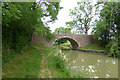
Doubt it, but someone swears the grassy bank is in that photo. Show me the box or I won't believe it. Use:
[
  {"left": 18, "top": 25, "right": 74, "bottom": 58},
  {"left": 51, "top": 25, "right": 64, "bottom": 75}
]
[
  {"left": 2, "top": 43, "right": 71, "bottom": 78},
  {"left": 80, "top": 43, "right": 106, "bottom": 51}
]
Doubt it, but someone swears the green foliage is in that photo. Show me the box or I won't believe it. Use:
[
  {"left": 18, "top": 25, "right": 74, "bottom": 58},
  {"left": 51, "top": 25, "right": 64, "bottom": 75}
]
[
  {"left": 0, "top": 3, "right": 2, "bottom": 24},
  {"left": 53, "top": 27, "right": 71, "bottom": 34},
  {"left": 3, "top": 45, "right": 42, "bottom": 78},
  {"left": 92, "top": 2, "right": 120, "bottom": 57},
  {"left": 92, "top": 18, "right": 110, "bottom": 46},
  {"left": 2, "top": 43, "right": 30, "bottom": 64},
  {"left": 106, "top": 39, "right": 119, "bottom": 57},
  {"left": 60, "top": 41, "right": 71, "bottom": 49},
  {"left": 42, "top": 2, "right": 61, "bottom": 22},
  {"left": 55, "top": 38, "right": 67, "bottom": 45},
  {"left": 80, "top": 43, "right": 106, "bottom": 51},
  {"left": 46, "top": 33, "right": 55, "bottom": 42},
  {"left": 61, "top": 41, "right": 71, "bottom": 46},
  {"left": 55, "top": 56, "right": 65, "bottom": 70},
  {"left": 2, "top": 2, "right": 38, "bottom": 51},
  {"left": 47, "top": 51, "right": 71, "bottom": 78},
  {"left": 53, "top": 27, "right": 71, "bottom": 45},
  {"left": 53, "top": 41, "right": 71, "bottom": 49},
  {"left": 3, "top": 44, "right": 71, "bottom": 78},
  {"left": 66, "top": 2, "right": 94, "bottom": 34},
  {"left": 2, "top": 44, "right": 16, "bottom": 64},
  {"left": 2, "top": 2, "right": 22, "bottom": 27},
  {"left": 2, "top": 2, "right": 61, "bottom": 51}
]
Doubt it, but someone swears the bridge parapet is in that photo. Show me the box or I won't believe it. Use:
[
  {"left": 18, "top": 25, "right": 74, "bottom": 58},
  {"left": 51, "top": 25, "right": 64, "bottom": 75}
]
[{"left": 32, "top": 34, "right": 96, "bottom": 49}]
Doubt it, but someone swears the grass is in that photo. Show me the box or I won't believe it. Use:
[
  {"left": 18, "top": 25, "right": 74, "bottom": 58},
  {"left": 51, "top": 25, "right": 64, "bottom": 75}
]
[
  {"left": 2, "top": 43, "right": 72, "bottom": 78},
  {"left": 47, "top": 52, "right": 71, "bottom": 78},
  {"left": 80, "top": 43, "right": 106, "bottom": 51},
  {"left": 3, "top": 45, "right": 42, "bottom": 78}
]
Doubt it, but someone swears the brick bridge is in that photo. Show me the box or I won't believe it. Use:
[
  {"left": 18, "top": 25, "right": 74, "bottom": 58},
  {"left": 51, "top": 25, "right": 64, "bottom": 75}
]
[{"left": 32, "top": 34, "right": 96, "bottom": 49}]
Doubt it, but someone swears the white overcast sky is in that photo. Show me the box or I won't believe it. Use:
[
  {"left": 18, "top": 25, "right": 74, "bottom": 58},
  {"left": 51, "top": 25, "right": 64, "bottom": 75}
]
[
  {"left": 48, "top": 0, "right": 80, "bottom": 32},
  {"left": 37, "top": 0, "right": 98, "bottom": 34},
  {"left": 48, "top": 0, "right": 97, "bottom": 34},
  {"left": 48, "top": 0, "right": 82, "bottom": 33}
]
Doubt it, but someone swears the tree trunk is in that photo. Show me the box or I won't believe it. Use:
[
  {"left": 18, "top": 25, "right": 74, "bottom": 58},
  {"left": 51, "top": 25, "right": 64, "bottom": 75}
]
[{"left": 85, "top": 30, "right": 88, "bottom": 35}]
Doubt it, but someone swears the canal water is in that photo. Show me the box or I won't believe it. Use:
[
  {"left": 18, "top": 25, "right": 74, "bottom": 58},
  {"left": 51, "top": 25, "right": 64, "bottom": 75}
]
[{"left": 61, "top": 50, "right": 118, "bottom": 78}]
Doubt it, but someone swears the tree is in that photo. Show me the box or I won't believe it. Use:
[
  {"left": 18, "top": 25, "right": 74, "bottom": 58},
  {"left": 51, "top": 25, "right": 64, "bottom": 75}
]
[
  {"left": 92, "top": 2, "right": 120, "bottom": 57},
  {"left": 53, "top": 27, "right": 71, "bottom": 34},
  {"left": 66, "top": 2, "right": 94, "bottom": 34},
  {"left": 2, "top": 2, "right": 61, "bottom": 51},
  {"left": 55, "top": 38, "right": 67, "bottom": 45}
]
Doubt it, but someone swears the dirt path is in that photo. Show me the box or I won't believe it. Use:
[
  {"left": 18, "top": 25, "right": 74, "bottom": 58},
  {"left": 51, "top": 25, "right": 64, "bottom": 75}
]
[{"left": 33, "top": 46, "right": 53, "bottom": 79}]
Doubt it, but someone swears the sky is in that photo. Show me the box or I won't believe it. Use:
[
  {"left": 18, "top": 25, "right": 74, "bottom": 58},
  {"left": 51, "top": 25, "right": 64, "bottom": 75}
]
[
  {"left": 48, "top": 0, "right": 98, "bottom": 34},
  {"left": 48, "top": 0, "right": 80, "bottom": 32},
  {"left": 37, "top": 0, "right": 98, "bottom": 34}
]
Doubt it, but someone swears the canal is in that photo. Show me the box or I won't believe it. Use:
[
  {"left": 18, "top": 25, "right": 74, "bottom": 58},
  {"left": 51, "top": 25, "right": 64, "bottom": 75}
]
[{"left": 61, "top": 50, "right": 118, "bottom": 78}]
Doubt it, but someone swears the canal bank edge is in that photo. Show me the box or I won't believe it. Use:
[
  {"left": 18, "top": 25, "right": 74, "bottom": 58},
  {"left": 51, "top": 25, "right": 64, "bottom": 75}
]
[
  {"left": 61, "top": 48, "right": 107, "bottom": 55},
  {"left": 77, "top": 49, "right": 107, "bottom": 55}
]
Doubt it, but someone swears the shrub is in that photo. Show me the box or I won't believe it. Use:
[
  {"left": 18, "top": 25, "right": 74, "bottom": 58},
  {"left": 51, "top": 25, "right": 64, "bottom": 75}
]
[{"left": 106, "top": 39, "right": 119, "bottom": 57}]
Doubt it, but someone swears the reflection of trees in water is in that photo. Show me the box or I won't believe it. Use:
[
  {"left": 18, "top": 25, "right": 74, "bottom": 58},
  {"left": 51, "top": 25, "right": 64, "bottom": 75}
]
[
  {"left": 63, "top": 50, "right": 79, "bottom": 64},
  {"left": 62, "top": 50, "right": 118, "bottom": 78},
  {"left": 62, "top": 50, "right": 98, "bottom": 77}
]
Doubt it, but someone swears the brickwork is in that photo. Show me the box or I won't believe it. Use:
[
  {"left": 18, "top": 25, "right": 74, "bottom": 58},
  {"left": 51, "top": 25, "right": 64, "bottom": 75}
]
[{"left": 32, "top": 34, "right": 96, "bottom": 49}]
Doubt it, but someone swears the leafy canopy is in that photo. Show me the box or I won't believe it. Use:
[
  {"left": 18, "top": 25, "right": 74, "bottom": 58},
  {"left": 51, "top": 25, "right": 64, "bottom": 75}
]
[
  {"left": 66, "top": 1, "right": 95, "bottom": 34},
  {"left": 92, "top": 2, "right": 120, "bottom": 57},
  {"left": 2, "top": 2, "right": 61, "bottom": 51}
]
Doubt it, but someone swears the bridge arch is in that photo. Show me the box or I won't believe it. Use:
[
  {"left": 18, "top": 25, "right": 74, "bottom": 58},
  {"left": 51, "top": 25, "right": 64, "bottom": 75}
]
[
  {"left": 52, "top": 36, "right": 80, "bottom": 49},
  {"left": 32, "top": 34, "right": 96, "bottom": 49}
]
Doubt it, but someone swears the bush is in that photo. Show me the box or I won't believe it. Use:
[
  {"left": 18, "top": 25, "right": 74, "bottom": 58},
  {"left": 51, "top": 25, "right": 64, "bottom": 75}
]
[
  {"left": 55, "top": 38, "right": 67, "bottom": 45},
  {"left": 46, "top": 33, "right": 55, "bottom": 42},
  {"left": 55, "top": 57, "right": 65, "bottom": 70},
  {"left": 106, "top": 39, "right": 119, "bottom": 57},
  {"left": 2, "top": 43, "right": 16, "bottom": 64}
]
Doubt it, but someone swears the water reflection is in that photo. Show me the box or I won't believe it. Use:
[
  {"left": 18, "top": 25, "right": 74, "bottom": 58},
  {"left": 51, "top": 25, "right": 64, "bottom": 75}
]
[{"left": 61, "top": 50, "right": 118, "bottom": 78}]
